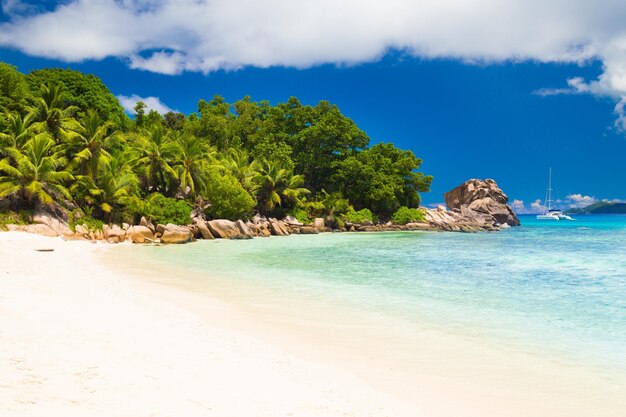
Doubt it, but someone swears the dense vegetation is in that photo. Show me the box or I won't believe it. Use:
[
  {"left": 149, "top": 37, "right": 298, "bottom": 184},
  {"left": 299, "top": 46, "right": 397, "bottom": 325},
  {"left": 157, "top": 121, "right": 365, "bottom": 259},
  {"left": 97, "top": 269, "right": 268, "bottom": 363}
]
[
  {"left": 566, "top": 201, "right": 626, "bottom": 214},
  {"left": 0, "top": 63, "right": 432, "bottom": 226}
]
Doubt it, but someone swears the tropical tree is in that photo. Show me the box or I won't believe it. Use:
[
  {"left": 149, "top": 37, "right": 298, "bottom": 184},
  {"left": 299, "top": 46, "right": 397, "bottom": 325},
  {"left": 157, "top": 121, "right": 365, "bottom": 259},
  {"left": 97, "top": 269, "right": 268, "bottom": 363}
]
[
  {"left": 0, "top": 112, "right": 35, "bottom": 149},
  {"left": 72, "top": 154, "right": 139, "bottom": 222},
  {"left": 172, "top": 132, "right": 213, "bottom": 197},
  {"left": 28, "top": 82, "right": 78, "bottom": 142},
  {"left": 253, "top": 159, "right": 309, "bottom": 217},
  {"left": 131, "top": 124, "right": 181, "bottom": 195},
  {"left": 66, "top": 109, "right": 118, "bottom": 179},
  {"left": 0, "top": 133, "right": 73, "bottom": 206},
  {"left": 220, "top": 147, "right": 259, "bottom": 194}
]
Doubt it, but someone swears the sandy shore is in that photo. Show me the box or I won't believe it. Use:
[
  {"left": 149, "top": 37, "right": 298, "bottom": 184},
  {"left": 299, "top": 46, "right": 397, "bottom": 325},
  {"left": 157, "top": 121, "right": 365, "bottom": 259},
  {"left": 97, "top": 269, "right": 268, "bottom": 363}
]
[
  {"left": 1, "top": 232, "right": 625, "bottom": 417},
  {"left": 0, "top": 232, "right": 419, "bottom": 417}
]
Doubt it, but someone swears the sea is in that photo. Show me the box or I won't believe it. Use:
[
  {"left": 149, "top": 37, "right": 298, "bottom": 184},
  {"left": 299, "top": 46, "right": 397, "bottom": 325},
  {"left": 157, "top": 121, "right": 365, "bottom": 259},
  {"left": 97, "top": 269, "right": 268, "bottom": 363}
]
[{"left": 114, "top": 214, "right": 626, "bottom": 381}]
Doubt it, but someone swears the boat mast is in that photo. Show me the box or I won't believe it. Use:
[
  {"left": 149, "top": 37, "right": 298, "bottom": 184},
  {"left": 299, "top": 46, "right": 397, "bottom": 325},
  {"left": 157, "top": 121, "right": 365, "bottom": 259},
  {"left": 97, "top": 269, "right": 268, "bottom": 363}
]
[{"left": 546, "top": 167, "right": 553, "bottom": 211}]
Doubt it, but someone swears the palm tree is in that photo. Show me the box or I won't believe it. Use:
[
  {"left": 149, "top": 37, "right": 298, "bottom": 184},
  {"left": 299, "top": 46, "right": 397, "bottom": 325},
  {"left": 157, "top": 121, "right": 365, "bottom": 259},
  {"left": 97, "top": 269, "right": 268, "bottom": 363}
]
[
  {"left": 28, "top": 82, "right": 78, "bottom": 142},
  {"left": 0, "top": 112, "right": 35, "bottom": 150},
  {"left": 254, "top": 159, "right": 310, "bottom": 216},
  {"left": 74, "top": 155, "right": 139, "bottom": 222},
  {"left": 220, "top": 147, "right": 259, "bottom": 194},
  {"left": 0, "top": 133, "right": 73, "bottom": 206},
  {"left": 132, "top": 124, "right": 181, "bottom": 195},
  {"left": 172, "top": 132, "right": 213, "bottom": 198},
  {"left": 66, "top": 109, "right": 117, "bottom": 179}
]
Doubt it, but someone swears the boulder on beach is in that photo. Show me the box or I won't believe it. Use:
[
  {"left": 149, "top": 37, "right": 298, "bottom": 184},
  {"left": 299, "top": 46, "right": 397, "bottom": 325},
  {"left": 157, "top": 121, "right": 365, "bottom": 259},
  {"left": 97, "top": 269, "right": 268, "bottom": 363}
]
[
  {"left": 444, "top": 179, "right": 520, "bottom": 227},
  {"left": 207, "top": 219, "right": 241, "bottom": 239},
  {"left": 194, "top": 219, "right": 215, "bottom": 239},
  {"left": 160, "top": 224, "right": 194, "bottom": 244},
  {"left": 128, "top": 225, "right": 155, "bottom": 243}
]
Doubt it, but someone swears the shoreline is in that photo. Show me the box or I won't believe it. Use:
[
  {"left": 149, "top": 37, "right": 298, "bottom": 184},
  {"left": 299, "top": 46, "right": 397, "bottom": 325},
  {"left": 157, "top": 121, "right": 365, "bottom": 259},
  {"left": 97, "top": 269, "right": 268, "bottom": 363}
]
[{"left": 2, "top": 232, "right": 625, "bottom": 416}]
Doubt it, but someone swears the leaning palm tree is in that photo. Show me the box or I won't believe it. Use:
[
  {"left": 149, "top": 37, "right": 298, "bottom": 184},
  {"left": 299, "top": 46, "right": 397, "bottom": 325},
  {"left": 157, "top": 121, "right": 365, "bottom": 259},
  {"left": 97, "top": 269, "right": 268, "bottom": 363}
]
[
  {"left": 131, "top": 124, "right": 181, "bottom": 195},
  {"left": 65, "top": 109, "right": 117, "bottom": 179},
  {"left": 28, "top": 82, "right": 78, "bottom": 143},
  {"left": 0, "top": 133, "right": 73, "bottom": 206}
]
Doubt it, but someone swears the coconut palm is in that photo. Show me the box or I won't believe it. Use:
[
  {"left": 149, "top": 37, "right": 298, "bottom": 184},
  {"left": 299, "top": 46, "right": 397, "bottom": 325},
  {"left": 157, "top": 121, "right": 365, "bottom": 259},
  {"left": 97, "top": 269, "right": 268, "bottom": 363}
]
[
  {"left": 254, "top": 159, "right": 310, "bottom": 216},
  {"left": 0, "top": 133, "right": 73, "bottom": 206},
  {"left": 0, "top": 112, "right": 35, "bottom": 150},
  {"left": 66, "top": 109, "right": 118, "bottom": 179},
  {"left": 74, "top": 155, "right": 139, "bottom": 222},
  {"left": 220, "top": 147, "right": 259, "bottom": 194},
  {"left": 172, "top": 132, "right": 214, "bottom": 197},
  {"left": 28, "top": 82, "right": 78, "bottom": 142},
  {"left": 132, "top": 124, "right": 181, "bottom": 195}
]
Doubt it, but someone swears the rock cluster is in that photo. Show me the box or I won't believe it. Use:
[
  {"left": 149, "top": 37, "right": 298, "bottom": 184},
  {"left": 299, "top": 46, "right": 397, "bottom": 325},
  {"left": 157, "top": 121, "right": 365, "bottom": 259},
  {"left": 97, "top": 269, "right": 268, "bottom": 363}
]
[{"left": 1, "top": 179, "right": 520, "bottom": 242}]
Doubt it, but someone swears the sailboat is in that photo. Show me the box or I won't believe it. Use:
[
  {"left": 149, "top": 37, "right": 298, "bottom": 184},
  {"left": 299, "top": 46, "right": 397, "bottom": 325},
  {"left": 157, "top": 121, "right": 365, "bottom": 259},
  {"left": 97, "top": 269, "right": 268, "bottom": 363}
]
[{"left": 536, "top": 168, "right": 574, "bottom": 220}]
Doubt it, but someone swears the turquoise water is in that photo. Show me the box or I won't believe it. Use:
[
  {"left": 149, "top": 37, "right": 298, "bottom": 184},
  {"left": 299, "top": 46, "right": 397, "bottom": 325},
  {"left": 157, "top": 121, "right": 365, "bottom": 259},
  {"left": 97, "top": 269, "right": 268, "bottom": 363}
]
[{"left": 127, "top": 214, "right": 626, "bottom": 374}]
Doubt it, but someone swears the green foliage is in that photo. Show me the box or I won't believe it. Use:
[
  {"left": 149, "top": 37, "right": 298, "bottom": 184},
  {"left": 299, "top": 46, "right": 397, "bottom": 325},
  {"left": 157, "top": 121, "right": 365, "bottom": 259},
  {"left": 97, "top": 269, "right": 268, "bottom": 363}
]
[
  {"left": 27, "top": 68, "right": 129, "bottom": 128},
  {"left": 0, "top": 62, "right": 433, "bottom": 226},
  {"left": 289, "top": 207, "right": 312, "bottom": 224},
  {"left": 68, "top": 209, "right": 104, "bottom": 232},
  {"left": 204, "top": 173, "right": 256, "bottom": 220},
  {"left": 142, "top": 193, "right": 192, "bottom": 225},
  {"left": 392, "top": 206, "right": 426, "bottom": 225},
  {"left": 0, "top": 63, "right": 30, "bottom": 114},
  {"left": 342, "top": 207, "right": 376, "bottom": 224},
  {"left": 0, "top": 209, "right": 31, "bottom": 230}
]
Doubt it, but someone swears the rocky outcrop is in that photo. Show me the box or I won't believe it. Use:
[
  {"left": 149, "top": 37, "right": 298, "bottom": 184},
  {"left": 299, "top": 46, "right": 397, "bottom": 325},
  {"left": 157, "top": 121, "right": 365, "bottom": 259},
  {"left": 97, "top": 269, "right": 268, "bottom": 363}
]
[
  {"left": 160, "top": 224, "right": 195, "bottom": 244},
  {"left": 128, "top": 225, "right": 155, "bottom": 243},
  {"left": 207, "top": 219, "right": 242, "bottom": 239},
  {"left": 444, "top": 179, "right": 520, "bottom": 227}
]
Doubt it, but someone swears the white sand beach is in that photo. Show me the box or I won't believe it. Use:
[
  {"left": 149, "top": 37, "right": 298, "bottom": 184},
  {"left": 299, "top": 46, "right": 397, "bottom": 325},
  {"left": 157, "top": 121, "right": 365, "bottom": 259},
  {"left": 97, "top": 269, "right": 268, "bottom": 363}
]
[{"left": 1, "top": 232, "right": 625, "bottom": 417}]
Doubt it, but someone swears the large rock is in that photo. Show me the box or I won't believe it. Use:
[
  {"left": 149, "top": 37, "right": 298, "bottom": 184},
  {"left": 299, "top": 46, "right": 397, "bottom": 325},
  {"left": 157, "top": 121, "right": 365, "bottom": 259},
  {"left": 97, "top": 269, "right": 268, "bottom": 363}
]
[
  {"left": 207, "top": 219, "right": 241, "bottom": 239},
  {"left": 313, "top": 218, "right": 325, "bottom": 232},
  {"left": 269, "top": 220, "right": 290, "bottom": 236},
  {"left": 194, "top": 219, "right": 215, "bottom": 239},
  {"left": 160, "top": 224, "right": 194, "bottom": 244},
  {"left": 104, "top": 224, "right": 126, "bottom": 243},
  {"left": 235, "top": 220, "right": 254, "bottom": 239},
  {"left": 128, "top": 225, "right": 155, "bottom": 243},
  {"left": 444, "top": 179, "right": 520, "bottom": 227}
]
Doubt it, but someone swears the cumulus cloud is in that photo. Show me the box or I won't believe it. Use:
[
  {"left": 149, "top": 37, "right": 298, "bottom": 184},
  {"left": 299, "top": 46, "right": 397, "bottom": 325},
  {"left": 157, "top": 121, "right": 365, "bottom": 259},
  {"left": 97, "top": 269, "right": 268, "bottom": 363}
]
[
  {"left": 116, "top": 94, "right": 174, "bottom": 115},
  {"left": 2, "top": 1, "right": 626, "bottom": 124},
  {"left": 530, "top": 199, "right": 545, "bottom": 213},
  {"left": 566, "top": 193, "right": 597, "bottom": 208},
  {"left": 510, "top": 199, "right": 545, "bottom": 214}
]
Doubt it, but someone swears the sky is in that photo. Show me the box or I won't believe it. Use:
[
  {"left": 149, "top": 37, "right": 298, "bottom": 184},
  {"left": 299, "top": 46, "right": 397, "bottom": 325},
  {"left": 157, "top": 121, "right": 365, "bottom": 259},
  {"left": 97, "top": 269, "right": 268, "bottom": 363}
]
[{"left": 1, "top": 1, "right": 626, "bottom": 211}]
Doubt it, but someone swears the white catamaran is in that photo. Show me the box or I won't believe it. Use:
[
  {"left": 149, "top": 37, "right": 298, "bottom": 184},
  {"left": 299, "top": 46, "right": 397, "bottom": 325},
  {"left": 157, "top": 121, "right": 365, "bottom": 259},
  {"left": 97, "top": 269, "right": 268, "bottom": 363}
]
[{"left": 536, "top": 168, "right": 574, "bottom": 221}]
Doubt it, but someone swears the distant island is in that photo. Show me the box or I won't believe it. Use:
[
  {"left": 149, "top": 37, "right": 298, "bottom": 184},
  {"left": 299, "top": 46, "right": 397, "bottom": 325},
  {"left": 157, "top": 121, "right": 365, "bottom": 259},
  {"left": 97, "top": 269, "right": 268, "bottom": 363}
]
[{"left": 567, "top": 201, "right": 626, "bottom": 214}]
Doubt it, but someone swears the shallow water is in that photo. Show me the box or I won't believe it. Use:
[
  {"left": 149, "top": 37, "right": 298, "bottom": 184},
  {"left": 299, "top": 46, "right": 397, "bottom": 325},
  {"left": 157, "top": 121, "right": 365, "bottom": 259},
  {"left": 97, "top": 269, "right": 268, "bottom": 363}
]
[{"left": 119, "top": 214, "right": 626, "bottom": 376}]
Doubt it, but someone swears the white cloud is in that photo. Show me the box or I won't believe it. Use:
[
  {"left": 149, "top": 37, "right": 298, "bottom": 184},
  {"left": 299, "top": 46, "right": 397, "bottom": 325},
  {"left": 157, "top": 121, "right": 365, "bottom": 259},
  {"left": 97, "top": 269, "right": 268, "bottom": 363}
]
[
  {"left": 116, "top": 94, "right": 174, "bottom": 115},
  {"left": 566, "top": 193, "right": 597, "bottom": 208},
  {"left": 2, "top": 1, "right": 626, "bottom": 123},
  {"left": 530, "top": 199, "right": 544, "bottom": 213},
  {"left": 510, "top": 199, "right": 544, "bottom": 214}
]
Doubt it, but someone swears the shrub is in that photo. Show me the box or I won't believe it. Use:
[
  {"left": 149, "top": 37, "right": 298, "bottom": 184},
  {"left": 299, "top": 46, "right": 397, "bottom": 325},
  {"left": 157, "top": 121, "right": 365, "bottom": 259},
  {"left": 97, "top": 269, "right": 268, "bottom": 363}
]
[
  {"left": 0, "top": 209, "right": 30, "bottom": 230},
  {"left": 392, "top": 206, "right": 425, "bottom": 225},
  {"left": 342, "top": 207, "right": 376, "bottom": 224},
  {"left": 204, "top": 174, "right": 256, "bottom": 220},
  {"left": 143, "top": 193, "right": 192, "bottom": 225},
  {"left": 289, "top": 207, "right": 311, "bottom": 224}
]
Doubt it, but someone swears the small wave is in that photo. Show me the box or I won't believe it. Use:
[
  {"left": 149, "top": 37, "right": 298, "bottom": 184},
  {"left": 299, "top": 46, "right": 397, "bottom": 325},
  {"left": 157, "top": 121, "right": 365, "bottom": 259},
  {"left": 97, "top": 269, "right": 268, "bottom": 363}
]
[{"left": 577, "top": 227, "right": 592, "bottom": 230}]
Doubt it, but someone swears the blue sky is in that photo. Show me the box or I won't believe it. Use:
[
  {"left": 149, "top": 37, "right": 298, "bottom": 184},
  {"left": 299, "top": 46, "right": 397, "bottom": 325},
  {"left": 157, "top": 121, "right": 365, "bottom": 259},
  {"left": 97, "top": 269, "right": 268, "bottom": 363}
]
[{"left": 1, "top": 1, "right": 626, "bottom": 210}]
